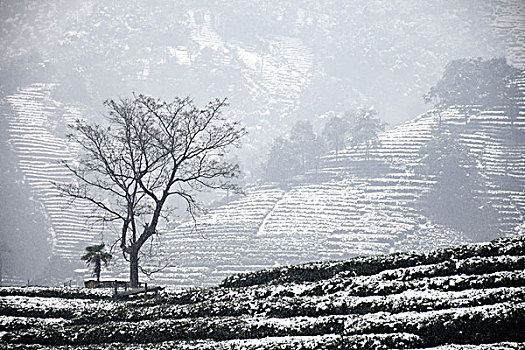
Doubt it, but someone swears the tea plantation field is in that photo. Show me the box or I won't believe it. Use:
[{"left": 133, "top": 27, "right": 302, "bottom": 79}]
[{"left": 1, "top": 235, "right": 524, "bottom": 349}]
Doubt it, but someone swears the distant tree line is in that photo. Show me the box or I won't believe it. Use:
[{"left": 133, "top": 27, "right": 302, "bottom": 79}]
[
  {"left": 263, "top": 107, "right": 386, "bottom": 182},
  {"left": 425, "top": 57, "right": 522, "bottom": 125}
]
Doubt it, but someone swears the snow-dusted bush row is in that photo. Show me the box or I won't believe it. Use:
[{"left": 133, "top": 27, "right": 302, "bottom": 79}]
[
  {"left": 412, "top": 343, "right": 525, "bottom": 350},
  {"left": 5, "top": 301, "right": 524, "bottom": 347},
  {"left": 4, "top": 314, "right": 346, "bottom": 345},
  {"left": 61, "top": 264, "right": 525, "bottom": 326},
  {"left": 345, "top": 302, "right": 525, "bottom": 346},
  {"left": 0, "top": 287, "right": 113, "bottom": 300},
  {"left": 69, "top": 283, "right": 525, "bottom": 326},
  {"left": 0, "top": 295, "right": 116, "bottom": 319},
  {"left": 0, "top": 316, "right": 66, "bottom": 332},
  {"left": 0, "top": 333, "right": 420, "bottom": 350},
  {"left": 54, "top": 243, "right": 525, "bottom": 325},
  {"left": 221, "top": 236, "right": 525, "bottom": 288},
  {"left": 5, "top": 339, "right": 524, "bottom": 350},
  {"left": 302, "top": 269, "right": 525, "bottom": 298}
]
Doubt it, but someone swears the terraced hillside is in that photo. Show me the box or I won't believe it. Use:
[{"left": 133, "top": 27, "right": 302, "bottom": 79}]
[
  {"left": 1, "top": 0, "right": 524, "bottom": 286},
  {"left": 1, "top": 235, "right": 524, "bottom": 349},
  {"left": 3, "top": 85, "right": 103, "bottom": 266},
  {"left": 153, "top": 72, "right": 525, "bottom": 288},
  {"left": 491, "top": 0, "right": 525, "bottom": 68},
  {"left": 3, "top": 74, "right": 524, "bottom": 287}
]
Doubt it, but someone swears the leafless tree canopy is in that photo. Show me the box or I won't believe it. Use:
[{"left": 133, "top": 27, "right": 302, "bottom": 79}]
[{"left": 60, "top": 95, "right": 246, "bottom": 286}]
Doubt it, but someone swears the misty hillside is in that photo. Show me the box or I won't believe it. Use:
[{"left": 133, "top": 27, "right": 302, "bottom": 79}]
[
  {"left": 1, "top": 0, "right": 524, "bottom": 166},
  {"left": 146, "top": 75, "right": 525, "bottom": 287},
  {"left": 1, "top": 235, "right": 524, "bottom": 349},
  {"left": 2, "top": 72, "right": 525, "bottom": 287},
  {"left": 0, "top": 0, "right": 524, "bottom": 285}
]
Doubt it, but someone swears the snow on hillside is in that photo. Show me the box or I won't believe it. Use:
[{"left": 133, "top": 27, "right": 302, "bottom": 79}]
[
  {"left": 149, "top": 85, "right": 525, "bottom": 287},
  {"left": 490, "top": 0, "right": 525, "bottom": 68},
  {"left": 0, "top": 0, "right": 524, "bottom": 286},
  {"left": 3, "top": 76, "right": 524, "bottom": 287},
  {"left": 4, "top": 85, "right": 103, "bottom": 264}
]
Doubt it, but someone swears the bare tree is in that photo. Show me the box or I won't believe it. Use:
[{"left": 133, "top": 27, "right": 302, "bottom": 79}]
[{"left": 60, "top": 95, "right": 246, "bottom": 287}]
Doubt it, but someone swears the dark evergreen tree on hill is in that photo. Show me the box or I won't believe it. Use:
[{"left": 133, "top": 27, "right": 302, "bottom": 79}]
[
  {"left": 81, "top": 243, "right": 112, "bottom": 284},
  {"left": 263, "top": 120, "right": 325, "bottom": 181},
  {"left": 290, "top": 120, "right": 323, "bottom": 173},
  {"left": 417, "top": 130, "right": 500, "bottom": 242},
  {"left": 424, "top": 58, "right": 521, "bottom": 124},
  {"left": 348, "top": 108, "right": 385, "bottom": 161},
  {"left": 309, "top": 134, "right": 326, "bottom": 174},
  {"left": 263, "top": 136, "right": 301, "bottom": 181}
]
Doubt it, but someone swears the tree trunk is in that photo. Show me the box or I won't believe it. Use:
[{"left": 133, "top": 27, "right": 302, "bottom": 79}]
[
  {"left": 130, "top": 247, "right": 140, "bottom": 288},
  {"left": 128, "top": 206, "right": 163, "bottom": 288},
  {"left": 95, "top": 260, "right": 101, "bottom": 284}
]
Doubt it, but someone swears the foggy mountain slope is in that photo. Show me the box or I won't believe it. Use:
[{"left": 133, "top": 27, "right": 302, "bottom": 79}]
[
  {"left": 1, "top": 0, "right": 522, "bottom": 179},
  {"left": 1, "top": 1, "right": 520, "bottom": 149},
  {"left": 1, "top": 235, "right": 524, "bottom": 349},
  {"left": 148, "top": 81, "right": 525, "bottom": 288},
  {"left": 0, "top": 103, "right": 51, "bottom": 286},
  {"left": 3, "top": 74, "right": 524, "bottom": 287},
  {"left": 2, "top": 73, "right": 524, "bottom": 287},
  {"left": 0, "top": 0, "right": 524, "bottom": 285},
  {"left": 490, "top": 0, "right": 525, "bottom": 68},
  {"left": 3, "top": 85, "right": 103, "bottom": 273}
]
